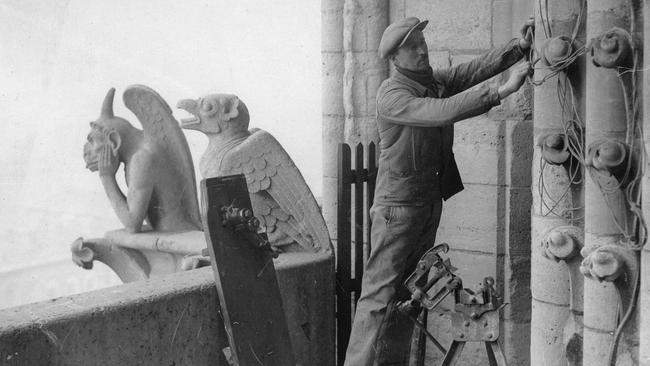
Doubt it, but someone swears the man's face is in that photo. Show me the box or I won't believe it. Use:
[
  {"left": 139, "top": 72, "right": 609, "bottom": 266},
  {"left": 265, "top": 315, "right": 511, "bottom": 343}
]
[{"left": 392, "top": 30, "right": 429, "bottom": 71}]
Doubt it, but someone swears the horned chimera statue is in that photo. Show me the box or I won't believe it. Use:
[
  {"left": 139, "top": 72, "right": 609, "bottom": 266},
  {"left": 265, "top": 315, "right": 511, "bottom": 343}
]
[
  {"left": 177, "top": 93, "right": 331, "bottom": 253},
  {"left": 71, "top": 86, "right": 331, "bottom": 282},
  {"left": 71, "top": 85, "right": 205, "bottom": 282}
]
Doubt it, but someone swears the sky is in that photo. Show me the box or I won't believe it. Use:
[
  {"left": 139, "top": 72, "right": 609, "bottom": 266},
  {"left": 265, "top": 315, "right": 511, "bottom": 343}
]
[{"left": 0, "top": 0, "right": 322, "bottom": 307}]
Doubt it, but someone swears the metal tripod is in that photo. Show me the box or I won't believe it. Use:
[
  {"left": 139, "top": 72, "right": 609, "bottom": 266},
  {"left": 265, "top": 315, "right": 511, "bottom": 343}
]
[{"left": 397, "top": 244, "right": 509, "bottom": 366}]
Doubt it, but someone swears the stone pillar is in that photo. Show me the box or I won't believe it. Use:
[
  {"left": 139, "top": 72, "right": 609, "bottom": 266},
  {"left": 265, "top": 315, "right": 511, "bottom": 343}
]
[
  {"left": 530, "top": 1, "right": 585, "bottom": 365},
  {"left": 583, "top": 1, "right": 638, "bottom": 365},
  {"left": 639, "top": 1, "right": 650, "bottom": 365},
  {"left": 321, "top": 0, "right": 388, "bottom": 248}
]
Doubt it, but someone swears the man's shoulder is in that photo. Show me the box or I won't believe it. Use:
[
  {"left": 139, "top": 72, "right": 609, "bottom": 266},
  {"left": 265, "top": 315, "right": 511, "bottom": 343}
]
[{"left": 378, "top": 75, "right": 418, "bottom": 97}]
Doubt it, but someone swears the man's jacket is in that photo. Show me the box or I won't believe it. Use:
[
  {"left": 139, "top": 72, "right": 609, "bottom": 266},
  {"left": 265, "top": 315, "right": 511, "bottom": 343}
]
[{"left": 374, "top": 39, "right": 525, "bottom": 206}]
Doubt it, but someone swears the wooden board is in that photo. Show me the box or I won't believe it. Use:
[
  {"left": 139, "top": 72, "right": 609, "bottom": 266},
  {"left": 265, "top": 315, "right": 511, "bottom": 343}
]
[{"left": 201, "top": 174, "right": 295, "bottom": 366}]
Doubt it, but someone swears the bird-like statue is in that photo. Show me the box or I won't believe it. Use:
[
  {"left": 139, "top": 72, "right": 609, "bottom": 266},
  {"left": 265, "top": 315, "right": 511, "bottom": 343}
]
[{"left": 177, "top": 93, "right": 331, "bottom": 253}]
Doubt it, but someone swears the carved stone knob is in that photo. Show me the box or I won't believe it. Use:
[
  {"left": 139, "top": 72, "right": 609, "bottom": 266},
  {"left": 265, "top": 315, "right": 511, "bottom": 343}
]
[
  {"left": 591, "top": 27, "right": 633, "bottom": 68},
  {"left": 541, "top": 36, "right": 579, "bottom": 70},
  {"left": 580, "top": 245, "right": 636, "bottom": 282},
  {"left": 541, "top": 226, "right": 583, "bottom": 262},
  {"left": 539, "top": 133, "right": 570, "bottom": 165}
]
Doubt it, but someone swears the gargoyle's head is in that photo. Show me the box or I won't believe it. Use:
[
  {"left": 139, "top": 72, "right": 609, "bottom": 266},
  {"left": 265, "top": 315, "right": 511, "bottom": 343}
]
[
  {"left": 176, "top": 94, "right": 249, "bottom": 135},
  {"left": 83, "top": 88, "right": 137, "bottom": 171}
]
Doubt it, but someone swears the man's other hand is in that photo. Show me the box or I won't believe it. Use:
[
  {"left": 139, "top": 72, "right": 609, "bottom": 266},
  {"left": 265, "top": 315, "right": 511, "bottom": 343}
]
[
  {"left": 519, "top": 17, "right": 535, "bottom": 50},
  {"left": 498, "top": 61, "right": 532, "bottom": 99}
]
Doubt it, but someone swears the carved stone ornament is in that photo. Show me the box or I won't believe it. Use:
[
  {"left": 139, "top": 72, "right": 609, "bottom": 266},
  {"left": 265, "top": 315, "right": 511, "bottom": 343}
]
[
  {"left": 72, "top": 86, "right": 208, "bottom": 281},
  {"left": 177, "top": 93, "right": 332, "bottom": 254},
  {"left": 72, "top": 86, "right": 332, "bottom": 282}
]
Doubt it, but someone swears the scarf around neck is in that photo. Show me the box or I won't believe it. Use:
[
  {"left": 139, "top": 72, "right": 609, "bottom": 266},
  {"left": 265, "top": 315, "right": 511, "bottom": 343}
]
[{"left": 395, "top": 65, "right": 436, "bottom": 92}]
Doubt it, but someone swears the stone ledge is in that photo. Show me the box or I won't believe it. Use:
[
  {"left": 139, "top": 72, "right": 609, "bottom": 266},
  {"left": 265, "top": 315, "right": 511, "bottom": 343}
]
[{"left": 0, "top": 253, "right": 334, "bottom": 366}]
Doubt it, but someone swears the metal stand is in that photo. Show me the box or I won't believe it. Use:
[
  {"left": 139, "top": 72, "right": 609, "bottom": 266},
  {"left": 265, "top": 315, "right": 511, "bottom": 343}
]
[{"left": 397, "top": 244, "right": 508, "bottom": 366}]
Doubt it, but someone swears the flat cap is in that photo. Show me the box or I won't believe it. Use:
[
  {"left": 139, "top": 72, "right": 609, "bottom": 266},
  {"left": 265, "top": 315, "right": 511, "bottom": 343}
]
[{"left": 378, "top": 17, "right": 428, "bottom": 59}]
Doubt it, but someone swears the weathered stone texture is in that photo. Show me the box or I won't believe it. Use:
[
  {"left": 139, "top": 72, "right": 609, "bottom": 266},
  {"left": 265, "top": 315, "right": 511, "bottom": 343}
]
[
  {"left": 405, "top": 0, "right": 492, "bottom": 50},
  {"left": 531, "top": 301, "right": 571, "bottom": 365},
  {"left": 0, "top": 254, "right": 335, "bottom": 366},
  {"left": 436, "top": 184, "right": 503, "bottom": 253},
  {"left": 531, "top": 214, "right": 571, "bottom": 305}
]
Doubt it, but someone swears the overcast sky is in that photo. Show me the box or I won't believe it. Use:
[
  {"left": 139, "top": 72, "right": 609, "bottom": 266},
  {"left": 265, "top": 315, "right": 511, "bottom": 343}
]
[{"left": 0, "top": 0, "right": 322, "bottom": 306}]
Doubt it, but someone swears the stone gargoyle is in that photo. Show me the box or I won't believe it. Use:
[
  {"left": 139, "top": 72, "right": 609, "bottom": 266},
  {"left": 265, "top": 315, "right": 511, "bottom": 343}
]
[
  {"left": 71, "top": 85, "right": 206, "bottom": 282},
  {"left": 177, "top": 93, "right": 331, "bottom": 254},
  {"left": 71, "top": 86, "right": 332, "bottom": 283}
]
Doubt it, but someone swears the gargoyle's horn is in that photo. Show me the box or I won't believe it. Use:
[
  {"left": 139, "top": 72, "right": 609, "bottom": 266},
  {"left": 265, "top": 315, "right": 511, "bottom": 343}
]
[{"left": 100, "top": 88, "right": 116, "bottom": 118}]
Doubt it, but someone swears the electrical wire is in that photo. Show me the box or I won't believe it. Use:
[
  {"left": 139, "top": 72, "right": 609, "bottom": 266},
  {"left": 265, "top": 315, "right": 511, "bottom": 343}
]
[
  {"left": 531, "top": 0, "right": 645, "bottom": 363},
  {"left": 604, "top": 1, "right": 645, "bottom": 364}
]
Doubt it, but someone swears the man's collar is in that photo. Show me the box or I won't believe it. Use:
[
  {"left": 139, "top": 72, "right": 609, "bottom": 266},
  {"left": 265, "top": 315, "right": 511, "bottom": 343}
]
[{"left": 391, "top": 70, "right": 429, "bottom": 94}]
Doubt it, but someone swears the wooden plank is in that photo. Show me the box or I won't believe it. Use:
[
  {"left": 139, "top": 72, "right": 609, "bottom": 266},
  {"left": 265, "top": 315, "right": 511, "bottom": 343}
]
[
  {"left": 201, "top": 175, "right": 295, "bottom": 366},
  {"left": 354, "top": 143, "right": 365, "bottom": 304},
  {"left": 336, "top": 143, "right": 352, "bottom": 366}
]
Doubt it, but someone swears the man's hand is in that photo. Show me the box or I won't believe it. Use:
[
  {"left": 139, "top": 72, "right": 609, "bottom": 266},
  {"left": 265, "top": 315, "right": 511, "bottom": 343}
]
[
  {"left": 498, "top": 61, "right": 532, "bottom": 99},
  {"left": 519, "top": 17, "right": 535, "bottom": 50},
  {"left": 98, "top": 145, "right": 120, "bottom": 177}
]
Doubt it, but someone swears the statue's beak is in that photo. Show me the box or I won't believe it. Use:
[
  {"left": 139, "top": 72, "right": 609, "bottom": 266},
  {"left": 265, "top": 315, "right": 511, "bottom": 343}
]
[{"left": 176, "top": 99, "right": 200, "bottom": 129}]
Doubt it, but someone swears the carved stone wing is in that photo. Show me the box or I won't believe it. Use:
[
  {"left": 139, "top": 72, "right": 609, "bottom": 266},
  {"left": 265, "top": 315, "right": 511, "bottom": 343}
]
[
  {"left": 122, "top": 85, "right": 201, "bottom": 228},
  {"left": 222, "top": 130, "right": 332, "bottom": 253}
]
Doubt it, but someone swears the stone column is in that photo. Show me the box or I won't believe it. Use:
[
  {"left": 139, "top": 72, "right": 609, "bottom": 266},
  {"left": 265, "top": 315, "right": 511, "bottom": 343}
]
[
  {"left": 321, "top": 0, "right": 388, "bottom": 248},
  {"left": 530, "top": 1, "right": 585, "bottom": 365},
  {"left": 641, "top": 0, "right": 650, "bottom": 362},
  {"left": 583, "top": 1, "right": 638, "bottom": 365}
]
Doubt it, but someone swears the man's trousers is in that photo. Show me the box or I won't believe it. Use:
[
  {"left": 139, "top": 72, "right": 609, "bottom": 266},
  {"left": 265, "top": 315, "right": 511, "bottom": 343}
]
[{"left": 344, "top": 201, "right": 443, "bottom": 366}]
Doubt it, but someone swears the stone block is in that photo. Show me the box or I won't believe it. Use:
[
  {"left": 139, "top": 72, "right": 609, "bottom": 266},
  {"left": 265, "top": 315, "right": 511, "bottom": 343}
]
[
  {"left": 322, "top": 53, "right": 344, "bottom": 116},
  {"left": 502, "top": 319, "right": 531, "bottom": 366},
  {"left": 436, "top": 183, "right": 502, "bottom": 254},
  {"left": 346, "top": 116, "right": 379, "bottom": 145},
  {"left": 366, "top": 72, "right": 386, "bottom": 115},
  {"left": 453, "top": 118, "right": 504, "bottom": 186},
  {"left": 582, "top": 330, "right": 614, "bottom": 366},
  {"left": 492, "top": 0, "right": 513, "bottom": 46},
  {"left": 406, "top": 0, "right": 492, "bottom": 50},
  {"left": 511, "top": 0, "right": 534, "bottom": 38},
  {"left": 505, "top": 119, "right": 533, "bottom": 188},
  {"left": 533, "top": 73, "right": 565, "bottom": 128},
  {"left": 364, "top": 2, "right": 389, "bottom": 50},
  {"left": 345, "top": 52, "right": 386, "bottom": 117},
  {"left": 322, "top": 0, "right": 344, "bottom": 52},
  {"left": 321, "top": 115, "right": 345, "bottom": 175},
  {"left": 583, "top": 278, "right": 618, "bottom": 331},
  {"left": 584, "top": 181, "right": 629, "bottom": 237},
  {"left": 507, "top": 187, "right": 532, "bottom": 256},
  {"left": 530, "top": 300, "right": 571, "bottom": 366},
  {"left": 389, "top": 0, "right": 406, "bottom": 22},
  {"left": 502, "top": 254, "right": 531, "bottom": 322}
]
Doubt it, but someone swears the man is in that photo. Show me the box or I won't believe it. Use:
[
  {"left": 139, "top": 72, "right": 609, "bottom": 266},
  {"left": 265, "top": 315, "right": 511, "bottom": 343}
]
[{"left": 344, "top": 17, "right": 534, "bottom": 366}]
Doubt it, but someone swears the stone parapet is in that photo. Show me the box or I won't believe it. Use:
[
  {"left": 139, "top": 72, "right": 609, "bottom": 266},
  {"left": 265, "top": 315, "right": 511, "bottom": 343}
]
[{"left": 0, "top": 253, "right": 334, "bottom": 366}]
